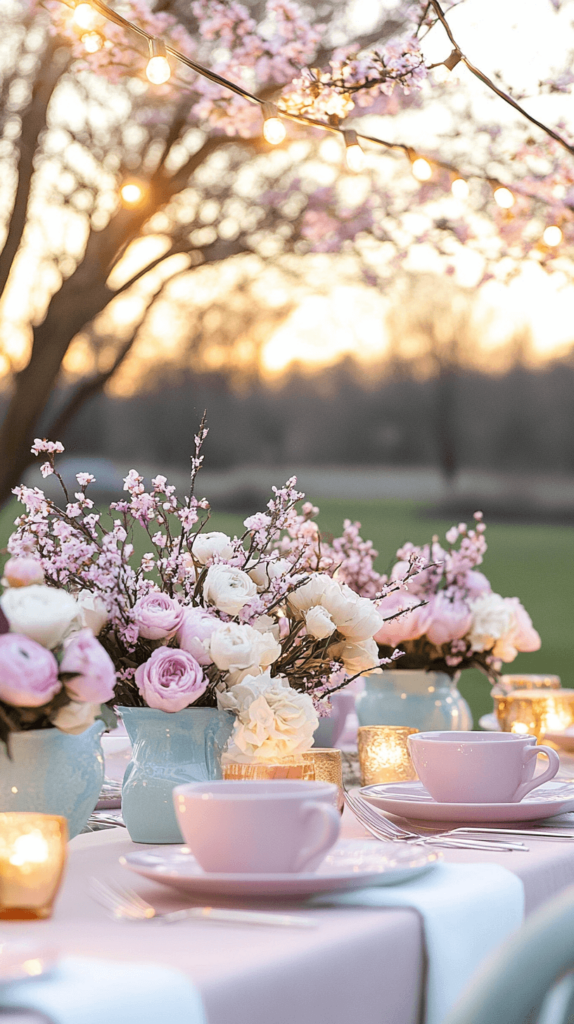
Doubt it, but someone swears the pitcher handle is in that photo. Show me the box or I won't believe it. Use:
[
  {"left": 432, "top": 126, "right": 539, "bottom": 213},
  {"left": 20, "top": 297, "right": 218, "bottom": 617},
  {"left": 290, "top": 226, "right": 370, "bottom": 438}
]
[
  {"left": 293, "top": 801, "right": 341, "bottom": 873},
  {"left": 514, "top": 744, "right": 560, "bottom": 802}
]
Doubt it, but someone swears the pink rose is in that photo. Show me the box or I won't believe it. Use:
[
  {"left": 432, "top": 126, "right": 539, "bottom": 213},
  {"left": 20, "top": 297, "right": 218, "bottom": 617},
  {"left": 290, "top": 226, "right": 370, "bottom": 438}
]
[
  {"left": 505, "top": 598, "right": 541, "bottom": 653},
  {"left": 374, "top": 592, "right": 433, "bottom": 647},
  {"left": 60, "top": 628, "right": 116, "bottom": 702},
  {"left": 176, "top": 607, "right": 219, "bottom": 665},
  {"left": 132, "top": 593, "right": 184, "bottom": 640},
  {"left": 135, "top": 647, "right": 207, "bottom": 712},
  {"left": 465, "top": 571, "right": 492, "bottom": 598},
  {"left": 426, "top": 591, "right": 472, "bottom": 646},
  {"left": 0, "top": 633, "right": 60, "bottom": 707},
  {"left": 3, "top": 557, "right": 44, "bottom": 588}
]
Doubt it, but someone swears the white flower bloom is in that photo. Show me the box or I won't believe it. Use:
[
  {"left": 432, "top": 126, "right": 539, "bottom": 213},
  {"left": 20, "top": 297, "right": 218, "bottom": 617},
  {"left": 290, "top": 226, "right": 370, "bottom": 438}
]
[
  {"left": 208, "top": 622, "right": 281, "bottom": 673},
  {"left": 469, "top": 593, "right": 513, "bottom": 653},
  {"left": 251, "top": 614, "right": 281, "bottom": 640},
  {"left": 1, "top": 585, "right": 82, "bottom": 649},
  {"left": 53, "top": 700, "right": 100, "bottom": 734},
  {"left": 248, "top": 558, "right": 292, "bottom": 589},
  {"left": 331, "top": 637, "right": 382, "bottom": 675},
  {"left": 305, "top": 605, "right": 336, "bottom": 639},
  {"left": 221, "top": 672, "right": 319, "bottom": 762},
  {"left": 289, "top": 574, "right": 380, "bottom": 641},
  {"left": 192, "top": 532, "right": 235, "bottom": 564},
  {"left": 203, "top": 564, "right": 257, "bottom": 616},
  {"left": 76, "top": 589, "right": 109, "bottom": 636}
]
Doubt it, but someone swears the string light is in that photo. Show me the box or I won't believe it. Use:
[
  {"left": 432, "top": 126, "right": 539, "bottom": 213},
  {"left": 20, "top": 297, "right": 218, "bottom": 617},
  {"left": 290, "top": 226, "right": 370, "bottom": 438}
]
[
  {"left": 344, "top": 129, "right": 364, "bottom": 173},
  {"left": 493, "top": 186, "right": 515, "bottom": 209},
  {"left": 82, "top": 31, "right": 103, "bottom": 52},
  {"left": 120, "top": 182, "right": 144, "bottom": 205},
  {"left": 262, "top": 102, "right": 286, "bottom": 145},
  {"left": 451, "top": 177, "right": 469, "bottom": 200},
  {"left": 73, "top": 2, "right": 98, "bottom": 30},
  {"left": 146, "top": 39, "right": 171, "bottom": 85},
  {"left": 412, "top": 157, "right": 433, "bottom": 181},
  {"left": 543, "top": 225, "right": 562, "bottom": 246}
]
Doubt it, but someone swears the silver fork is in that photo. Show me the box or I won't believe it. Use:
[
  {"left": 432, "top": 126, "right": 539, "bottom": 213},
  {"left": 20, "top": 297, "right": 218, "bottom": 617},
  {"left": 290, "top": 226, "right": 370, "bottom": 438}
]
[
  {"left": 345, "top": 791, "right": 529, "bottom": 852},
  {"left": 89, "top": 878, "right": 317, "bottom": 929}
]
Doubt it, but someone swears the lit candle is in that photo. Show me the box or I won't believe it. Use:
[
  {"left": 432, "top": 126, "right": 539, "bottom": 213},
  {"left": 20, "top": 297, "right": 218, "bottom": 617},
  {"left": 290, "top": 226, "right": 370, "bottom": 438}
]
[
  {"left": 301, "top": 749, "right": 344, "bottom": 812},
  {"left": 495, "top": 689, "right": 574, "bottom": 740},
  {"left": 0, "top": 814, "right": 67, "bottom": 920},
  {"left": 358, "top": 726, "right": 418, "bottom": 786},
  {"left": 497, "top": 674, "right": 560, "bottom": 696},
  {"left": 222, "top": 757, "right": 315, "bottom": 781}
]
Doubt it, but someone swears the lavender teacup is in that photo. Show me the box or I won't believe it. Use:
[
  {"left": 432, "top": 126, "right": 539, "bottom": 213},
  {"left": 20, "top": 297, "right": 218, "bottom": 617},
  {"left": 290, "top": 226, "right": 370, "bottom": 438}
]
[
  {"left": 408, "top": 731, "right": 560, "bottom": 804},
  {"left": 174, "top": 780, "right": 341, "bottom": 874}
]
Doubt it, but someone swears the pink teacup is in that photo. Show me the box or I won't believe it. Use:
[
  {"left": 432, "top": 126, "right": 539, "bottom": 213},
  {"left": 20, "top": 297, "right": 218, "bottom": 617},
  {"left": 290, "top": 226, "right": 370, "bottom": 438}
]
[
  {"left": 173, "top": 780, "right": 341, "bottom": 873},
  {"left": 408, "top": 731, "right": 560, "bottom": 804}
]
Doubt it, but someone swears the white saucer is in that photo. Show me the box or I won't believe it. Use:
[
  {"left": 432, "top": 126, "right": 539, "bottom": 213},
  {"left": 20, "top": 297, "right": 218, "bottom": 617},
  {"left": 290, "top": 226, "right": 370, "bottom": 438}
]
[
  {"left": 121, "top": 838, "right": 440, "bottom": 897},
  {"left": 360, "top": 780, "right": 574, "bottom": 823}
]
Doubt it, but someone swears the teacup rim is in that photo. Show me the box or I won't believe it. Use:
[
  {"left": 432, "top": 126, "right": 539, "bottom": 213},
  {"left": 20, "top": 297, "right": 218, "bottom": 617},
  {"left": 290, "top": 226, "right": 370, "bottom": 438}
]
[
  {"left": 408, "top": 730, "right": 538, "bottom": 744},
  {"left": 174, "top": 780, "right": 338, "bottom": 800}
]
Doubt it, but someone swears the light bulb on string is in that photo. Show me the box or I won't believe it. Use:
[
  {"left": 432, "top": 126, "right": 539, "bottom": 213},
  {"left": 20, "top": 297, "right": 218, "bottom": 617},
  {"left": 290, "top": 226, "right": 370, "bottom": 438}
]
[
  {"left": 262, "top": 102, "right": 286, "bottom": 145},
  {"left": 73, "top": 2, "right": 98, "bottom": 30},
  {"left": 543, "top": 225, "right": 562, "bottom": 246},
  {"left": 412, "top": 157, "right": 432, "bottom": 182},
  {"left": 493, "top": 186, "right": 514, "bottom": 209},
  {"left": 146, "top": 39, "right": 171, "bottom": 85},
  {"left": 451, "top": 177, "right": 469, "bottom": 200},
  {"left": 344, "top": 129, "right": 364, "bottom": 173},
  {"left": 82, "top": 31, "right": 103, "bottom": 52},
  {"left": 120, "top": 182, "right": 144, "bottom": 205}
]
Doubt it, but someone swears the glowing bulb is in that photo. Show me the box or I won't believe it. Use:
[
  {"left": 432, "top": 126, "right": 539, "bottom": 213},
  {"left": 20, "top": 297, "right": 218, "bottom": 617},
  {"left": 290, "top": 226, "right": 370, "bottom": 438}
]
[
  {"left": 451, "top": 177, "right": 469, "bottom": 200},
  {"left": 344, "top": 129, "right": 364, "bottom": 172},
  {"left": 263, "top": 117, "right": 286, "bottom": 145},
  {"left": 494, "top": 186, "right": 514, "bottom": 209},
  {"left": 146, "top": 55, "right": 171, "bottom": 85},
  {"left": 120, "top": 183, "right": 143, "bottom": 205},
  {"left": 82, "top": 31, "right": 103, "bottom": 52},
  {"left": 543, "top": 225, "right": 562, "bottom": 246},
  {"left": 412, "top": 157, "right": 432, "bottom": 182},
  {"left": 73, "top": 3, "right": 97, "bottom": 30}
]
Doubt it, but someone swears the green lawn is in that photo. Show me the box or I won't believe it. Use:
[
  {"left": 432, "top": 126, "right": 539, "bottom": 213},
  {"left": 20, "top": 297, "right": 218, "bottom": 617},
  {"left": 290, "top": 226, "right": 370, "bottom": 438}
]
[{"left": 1, "top": 494, "right": 571, "bottom": 726}]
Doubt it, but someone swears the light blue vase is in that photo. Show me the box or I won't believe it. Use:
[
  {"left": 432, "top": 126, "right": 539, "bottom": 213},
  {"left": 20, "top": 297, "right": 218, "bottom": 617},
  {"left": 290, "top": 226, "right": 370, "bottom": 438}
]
[
  {"left": 0, "top": 721, "right": 105, "bottom": 839},
  {"left": 356, "top": 670, "right": 473, "bottom": 731},
  {"left": 119, "top": 706, "right": 234, "bottom": 844}
]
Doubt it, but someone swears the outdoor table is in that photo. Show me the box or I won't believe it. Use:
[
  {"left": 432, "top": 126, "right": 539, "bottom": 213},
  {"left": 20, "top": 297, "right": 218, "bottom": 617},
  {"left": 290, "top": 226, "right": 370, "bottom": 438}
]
[{"left": 4, "top": 807, "right": 574, "bottom": 1024}]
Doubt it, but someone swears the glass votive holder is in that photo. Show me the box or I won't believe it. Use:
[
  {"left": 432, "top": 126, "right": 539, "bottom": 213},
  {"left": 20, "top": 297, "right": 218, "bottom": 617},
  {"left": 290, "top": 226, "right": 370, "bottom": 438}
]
[
  {"left": 0, "top": 813, "right": 67, "bottom": 920},
  {"left": 495, "top": 689, "right": 574, "bottom": 740},
  {"left": 222, "top": 758, "right": 316, "bottom": 781},
  {"left": 358, "top": 726, "right": 418, "bottom": 786},
  {"left": 495, "top": 674, "right": 561, "bottom": 696},
  {"left": 301, "top": 748, "right": 344, "bottom": 813}
]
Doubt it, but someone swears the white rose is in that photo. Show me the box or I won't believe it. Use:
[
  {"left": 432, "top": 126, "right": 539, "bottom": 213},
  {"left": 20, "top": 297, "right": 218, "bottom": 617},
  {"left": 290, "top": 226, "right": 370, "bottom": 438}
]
[
  {"left": 251, "top": 614, "right": 281, "bottom": 640},
  {"left": 76, "top": 589, "right": 109, "bottom": 636},
  {"left": 248, "top": 558, "right": 292, "bottom": 589},
  {"left": 305, "top": 605, "right": 336, "bottom": 639},
  {"left": 208, "top": 622, "right": 281, "bottom": 673},
  {"left": 331, "top": 637, "right": 382, "bottom": 675},
  {"left": 1, "top": 585, "right": 82, "bottom": 649},
  {"left": 192, "top": 532, "right": 235, "bottom": 564},
  {"left": 203, "top": 564, "right": 257, "bottom": 616},
  {"left": 469, "top": 593, "right": 513, "bottom": 653},
  {"left": 53, "top": 700, "right": 100, "bottom": 734},
  {"left": 217, "top": 671, "right": 272, "bottom": 712},
  {"left": 289, "top": 575, "right": 380, "bottom": 642},
  {"left": 222, "top": 674, "right": 319, "bottom": 763},
  {"left": 288, "top": 574, "right": 333, "bottom": 614}
]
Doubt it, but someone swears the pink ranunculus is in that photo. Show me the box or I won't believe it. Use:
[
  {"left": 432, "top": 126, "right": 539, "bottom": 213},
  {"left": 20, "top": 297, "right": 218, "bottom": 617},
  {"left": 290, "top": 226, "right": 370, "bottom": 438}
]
[
  {"left": 60, "top": 628, "right": 116, "bottom": 703},
  {"left": 0, "top": 633, "right": 60, "bottom": 707},
  {"left": 176, "top": 607, "right": 220, "bottom": 665},
  {"left": 464, "top": 571, "right": 492, "bottom": 598},
  {"left": 505, "top": 598, "right": 541, "bottom": 653},
  {"left": 374, "top": 592, "right": 433, "bottom": 648},
  {"left": 132, "top": 593, "right": 184, "bottom": 640},
  {"left": 426, "top": 591, "right": 473, "bottom": 646},
  {"left": 135, "top": 647, "right": 207, "bottom": 712},
  {"left": 2, "top": 557, "right": 45, "bottom": 588}
]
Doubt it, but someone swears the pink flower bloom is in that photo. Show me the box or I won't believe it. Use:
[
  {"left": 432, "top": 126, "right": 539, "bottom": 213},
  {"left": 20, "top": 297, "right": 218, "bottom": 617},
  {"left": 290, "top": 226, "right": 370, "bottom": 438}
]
[
  {"left": 504, "top": 598, "right": 541, "bottom": 653},
  {"left": 176, "top": 607, "right": 220, "bottom": 665},
  {"left": 132, "top": 592, "right": 184, "bottom": 640},
  {"left": 374, "top": 592, "right": 433, "bottom": 647},
  {"left": 0, "top": 633, "right": 60, "bottom": 707},
  {"left": 60, "top": 628, "right": 116, "bottom": 703},
  {"left": 2, "top": 557, "right": 45, "bottom": 588},
  {"left": 135, "top": 647, "right": 207, "bottom": 711},
  {"left": 464, "top": 571, "right": 492, "bottom": 598},
  {"left": 426, "top": 591, "right": 472, "bottom": 646}
]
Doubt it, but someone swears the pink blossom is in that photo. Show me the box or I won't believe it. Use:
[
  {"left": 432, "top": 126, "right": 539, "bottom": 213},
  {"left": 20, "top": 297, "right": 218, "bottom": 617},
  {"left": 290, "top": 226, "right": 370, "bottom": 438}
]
[
  {"left": 0, "top": 634, "right": 60, "bottom": 707},
  {"left": 374, "top": 592, "right": 433, "bottom": 647},
  {"left": 465, "top": 571, "right": 492, "bottom": 598},
  {"left": 2, "top": 557, "right": 44, "bottom": 588},
  {"left": 135, "top": 647, "right": 207, "bottom": 711},
  {"left": 60, "top": 628, "right": 116, "bottom": 702},
  {"left": 132, "top": 592, "right": 184, "bottom": 640},
  {"left": 426, "top": 591, "right": 472, "bottom": 646},
  {"left": 176, "top": 607, "right": 220, "bottom": 665}
]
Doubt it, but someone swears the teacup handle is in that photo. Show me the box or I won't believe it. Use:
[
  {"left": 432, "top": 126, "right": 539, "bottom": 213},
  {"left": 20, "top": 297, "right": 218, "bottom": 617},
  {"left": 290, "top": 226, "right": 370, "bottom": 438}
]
[
  {"left": 293, "top": 801, "right": 341, "bottom": 873},
  {"left": 515, "top": 744, "right": 560, "bottom": 802}
]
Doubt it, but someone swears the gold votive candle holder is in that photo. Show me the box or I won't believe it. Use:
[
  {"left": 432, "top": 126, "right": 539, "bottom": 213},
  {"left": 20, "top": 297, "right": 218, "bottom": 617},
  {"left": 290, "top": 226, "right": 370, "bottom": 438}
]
[
  {"left": 358, "top": 726, "right": 418, "bottom": 786},
  {"left": 0, "top": 813, "right": 67, "bottom": 920},
  {"left": 223, "top": 758, "right": 315, "bottom": 781},
  {"left": 495, "top": 674, "right": 561, "bottom": 696},
  {"left": 301, "top": 748, "right": 344, "bottom": 812},
  {"left": 495, "top": 689, "right": 574, "bottom": 740}
]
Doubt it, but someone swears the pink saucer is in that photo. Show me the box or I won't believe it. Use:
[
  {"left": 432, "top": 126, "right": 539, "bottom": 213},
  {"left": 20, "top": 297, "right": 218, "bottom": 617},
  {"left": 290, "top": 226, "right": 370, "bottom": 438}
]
[{"left": 361, "top": 780, "right": 574, "bottom": 823}]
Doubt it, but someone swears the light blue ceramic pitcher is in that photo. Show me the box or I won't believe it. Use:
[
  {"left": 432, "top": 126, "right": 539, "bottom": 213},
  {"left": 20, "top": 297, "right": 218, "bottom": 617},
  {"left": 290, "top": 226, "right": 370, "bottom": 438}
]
[
  {"left": 356, "top": 670, "right": 472, "bottom": 731},
  {"left": 120, "top": 706, "right": 234, "bottom": 844}
]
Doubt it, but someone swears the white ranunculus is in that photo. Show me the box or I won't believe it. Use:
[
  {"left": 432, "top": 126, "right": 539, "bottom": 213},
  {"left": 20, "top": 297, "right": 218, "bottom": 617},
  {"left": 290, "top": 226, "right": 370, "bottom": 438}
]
[
  {"left": 76, "top": 589, "right": 109, "bottom": 636},
  {"left": 248, "top": 558, "right": 292, "bottom": 589},
  {"left": 469, "top": 593, "right": 513, "bottom": 653},
  {"left": 208, "top": 622, "right": 281, "bottom": 673},
  {"left": 331, "top": 637, "right": 382, "bottom": 675},
  {"left": 203, "top": 564, "right": 257, "bottom": 616},
  {"left": 251, "top": 614, "right": 281, "bottom": 640},
  {"left": 305, "top": 605, "right": 336, "bottom": 639},
  {"left": 192, "top": 531, "right": 235, "bottom": 564},
  {"left": 289, "top": 574, "right": 380, "bottom": 642},
  {"left": 217, "top": 671, "right": 271, "bottom": 712},
  {"left": 53, "top": 700, "right": 100, "bottom": 734},
  {"left": 288, "top": 574, "right": 333, "bottom": 614},
  {"left": 1, "top": 585, "right": 82, "bottom": 649},
  {"left": 221, "top": 673, "right": 319, "bottom": 763}
]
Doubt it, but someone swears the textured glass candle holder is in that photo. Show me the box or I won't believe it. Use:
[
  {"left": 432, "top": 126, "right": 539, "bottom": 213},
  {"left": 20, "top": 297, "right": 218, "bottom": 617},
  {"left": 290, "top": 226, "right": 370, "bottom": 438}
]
[
  {"left": 222, "top": 758, "right": 315, "bottom": 781},
  {"left": 0, "top": 813, "right": 67, "bottom": 920},
  {"left": 358, "top": 726, "right": 418, "bottom": 786},
  {"left": 495, "top": 674, "right": 561, "bottom": 696},
  {"left": 301, "top": 749, "right": 344, "bottom": 812},
  {"left": 495, "top": 689, "right": 574, "bottom": 740}
]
